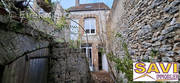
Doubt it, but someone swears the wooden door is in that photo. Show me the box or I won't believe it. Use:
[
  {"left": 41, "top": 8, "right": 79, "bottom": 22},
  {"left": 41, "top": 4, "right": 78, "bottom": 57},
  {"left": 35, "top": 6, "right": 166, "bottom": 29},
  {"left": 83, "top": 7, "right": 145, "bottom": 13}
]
[{"left": 2, "top": 48, "right": 48, "bottom": 83}]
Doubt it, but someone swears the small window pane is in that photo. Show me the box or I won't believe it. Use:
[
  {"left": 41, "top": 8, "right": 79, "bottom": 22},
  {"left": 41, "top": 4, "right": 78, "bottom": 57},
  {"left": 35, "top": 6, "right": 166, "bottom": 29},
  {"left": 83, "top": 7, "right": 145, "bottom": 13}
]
[
  {"left": 86, "top": 29, "right": 90, "bottom": 33},
  {"left": 91, "top": 29, "right": 95, "bottom": 33}
]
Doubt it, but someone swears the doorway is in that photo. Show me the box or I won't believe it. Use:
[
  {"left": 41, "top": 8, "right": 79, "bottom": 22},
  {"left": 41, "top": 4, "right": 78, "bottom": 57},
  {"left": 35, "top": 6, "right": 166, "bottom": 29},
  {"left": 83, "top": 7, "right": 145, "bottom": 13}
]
[
  {"left": 0, "top": 65, "right": 4, "bottom": 83},
  {"left": 81, "top": 44, "right": 93, "bottom": 71},
  {"left": 98, "top": 52, "right": 102, "bottom": 70}
]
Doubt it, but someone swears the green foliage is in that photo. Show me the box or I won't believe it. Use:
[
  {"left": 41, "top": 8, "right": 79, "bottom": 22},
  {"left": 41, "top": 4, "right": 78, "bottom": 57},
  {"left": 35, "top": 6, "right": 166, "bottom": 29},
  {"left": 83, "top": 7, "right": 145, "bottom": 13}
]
[
  {"left": 55, "top": 39, "right": 64, "bottom": 43},
  {"left": 9, "top": 21, "right": 24, "bottom": 32},
  {"left": 115, "top": 32, "right": 122, "bottom": 38},
  {"left": 141, "top": 58, "right": 150, "bottom": 62},
  {"left": 43, "top": 17, "right": 54, "bottom": 25},
  {"left": 45, "top": 0, "right": 50, "bottom": 4},
  {"left": 122, "top": 42, "right": 130, "bottom": 57},
  {"left": 56, "top": 16, "right": 67, "bottom": 30},
  {"left": 77, "top": 39, "right": 81, "bottom": 47},
  {"left": 149, "top": 49, "right": 159, "bottom": 62},
  {"left": 42, "top": 16, "right": 68, "bottom": 30},
  {"left": 150, "top": 49, "right": 158, "bottom": 58},
  {"left": 0, "top": 1, "right": 3, "bottom": 7},
  {"left": 25, "top": 9, "right": 37, "bottom": 21},
  {"left": 107, "top": 32, "right": 133, "bottom": 82},
  {"left": 141, "top": 49, "right": 159, "bottom": 62},
  {"left": 112, "top": 32, "right": 161, "bottom": 82},
  {"left": 68, "top": 40, "right": 81, "bottom": 49},
  {"left": 107, "top": 51, "right": 133, "bottom": 82},
  {"left": 25, "top": 9, "right": 68, "bottom": 30},
  {"left": 99, "top": 48, "right": 106, "bottom": 54},
  {"left": 107, "top": 52, "right": 114, "bottom": 61},
  {"left": 44, "top": 0, "right": 53, "bottom": 7}
]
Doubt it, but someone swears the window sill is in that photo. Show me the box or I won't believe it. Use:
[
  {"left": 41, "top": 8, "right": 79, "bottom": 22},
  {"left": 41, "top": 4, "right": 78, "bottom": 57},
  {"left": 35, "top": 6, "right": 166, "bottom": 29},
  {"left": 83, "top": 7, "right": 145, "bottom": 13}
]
[{"left": 84, "top": 33, "right": 96, "bottom": 36}]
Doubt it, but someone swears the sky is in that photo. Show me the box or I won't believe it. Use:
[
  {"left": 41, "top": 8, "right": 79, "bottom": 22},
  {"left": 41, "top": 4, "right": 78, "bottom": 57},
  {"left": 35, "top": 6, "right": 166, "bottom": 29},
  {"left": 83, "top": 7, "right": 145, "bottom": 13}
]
[{"left": 53, "top": 0, "right": 114, "bottom": 9}]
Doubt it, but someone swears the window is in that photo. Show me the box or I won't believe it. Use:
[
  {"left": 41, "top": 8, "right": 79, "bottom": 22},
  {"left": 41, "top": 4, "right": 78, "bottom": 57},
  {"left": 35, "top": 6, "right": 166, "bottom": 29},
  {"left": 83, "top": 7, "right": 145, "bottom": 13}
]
[
  {"left": 81, "top": 44, "right": 93, "bottom": 71},
  {"left": 70, "top": 19, "right": 79, "bottom": 40},
  {"left": 84, "top": 18, "right": 96, "bottom": 35}
]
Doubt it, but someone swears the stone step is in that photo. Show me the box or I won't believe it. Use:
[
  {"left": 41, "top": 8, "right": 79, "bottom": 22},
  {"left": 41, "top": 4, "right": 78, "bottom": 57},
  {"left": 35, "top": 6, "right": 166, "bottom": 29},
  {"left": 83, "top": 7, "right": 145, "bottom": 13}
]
[{"left": 91, "top": 71, "right": 114, "bottom": 83}]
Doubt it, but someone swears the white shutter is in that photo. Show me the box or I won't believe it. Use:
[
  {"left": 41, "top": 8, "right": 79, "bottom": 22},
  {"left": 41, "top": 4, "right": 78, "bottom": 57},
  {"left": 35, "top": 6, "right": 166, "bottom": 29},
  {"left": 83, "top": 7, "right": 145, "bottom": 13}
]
[{"left": 70, "top": 19, "right": 79, "bottom": 40}]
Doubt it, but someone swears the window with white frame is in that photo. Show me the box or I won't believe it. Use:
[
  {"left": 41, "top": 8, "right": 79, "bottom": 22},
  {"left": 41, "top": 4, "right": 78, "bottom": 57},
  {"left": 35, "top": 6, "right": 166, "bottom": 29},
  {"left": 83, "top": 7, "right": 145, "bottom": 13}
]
[
  {"left": 84, "top": 18, "right": 96, "bottom": 34},
  {"left": 70, "top": 19, "right": 79, "bottom": 40},
  {"left": 81, "top": 45, "right": 93, "bottom": 71}
]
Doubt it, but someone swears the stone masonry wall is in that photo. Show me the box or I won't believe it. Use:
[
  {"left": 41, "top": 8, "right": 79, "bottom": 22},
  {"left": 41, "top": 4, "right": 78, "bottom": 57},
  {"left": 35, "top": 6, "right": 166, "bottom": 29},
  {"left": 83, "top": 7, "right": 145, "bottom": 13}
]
[
  {"left": 109, "top": 0, "right": 180, "bottom": 62},
  {"left": 107, "top": 0, "right": 180, "bottom": 82},
  {"left": 0, "top": 15, "right": 92, "bottom": 83},
  {"left": 48, "top": 43, "right": 92, "bottom": 83}
]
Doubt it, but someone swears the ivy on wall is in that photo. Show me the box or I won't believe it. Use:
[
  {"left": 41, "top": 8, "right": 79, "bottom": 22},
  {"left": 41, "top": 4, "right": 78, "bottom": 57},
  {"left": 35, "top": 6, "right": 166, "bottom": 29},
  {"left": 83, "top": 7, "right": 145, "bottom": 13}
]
[
  {"left": 107, "top": 32, "right": 133, "bottom": 82},
  {"left": 107, "top": 32, "right": 163, "bottom": 83}
]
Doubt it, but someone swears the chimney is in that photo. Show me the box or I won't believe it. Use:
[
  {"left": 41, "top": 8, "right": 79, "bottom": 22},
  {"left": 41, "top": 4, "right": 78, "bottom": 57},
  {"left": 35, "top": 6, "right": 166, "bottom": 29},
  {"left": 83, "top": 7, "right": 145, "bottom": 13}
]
[{"left": 75, "top": 0, "right": 80, "bottom": 6}]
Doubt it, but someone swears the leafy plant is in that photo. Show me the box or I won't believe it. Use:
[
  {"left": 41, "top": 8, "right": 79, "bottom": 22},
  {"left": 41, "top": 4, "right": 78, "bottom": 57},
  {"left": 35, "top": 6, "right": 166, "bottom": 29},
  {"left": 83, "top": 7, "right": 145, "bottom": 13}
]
[
  {"left": 43, "top": 17, "right": 54, "bottom": 25},
  {"left": 99, "top": 48, "right": 106, "bottom": 54},
  {"left": 149, "top": 49, "right": 159, "bottom": 62},
  {"left": 68, "top": 40, "right": 81, "bottom": 49},
  {"left": 107, "top": 32, "right": 133, "bottom": 82},
  {"left": 9, "top": 21, "right": 24, "bottom": 32},
  {"left": 44, "top": 0, "right": 50, "bottom": 4},
  {"left": 107, "top": 51, "right": 133, "bottom": 82},
  {"left": 56, "top": 16, "right": 67, "bottom": 29},
  {"left": 55, "top": 39, "right": 64, "bottom": 43},
  {"left": 0, "top": 1, "right": 3, "bottom": 7},
  {"left": 150, "top": 49, "right": 158, "bottom": 58},
  {"left": 141, "top": 58, "right": 150, "bottom": 62},
  {"left": 115, "top": 32, "right": 122, "bottom": 38}
]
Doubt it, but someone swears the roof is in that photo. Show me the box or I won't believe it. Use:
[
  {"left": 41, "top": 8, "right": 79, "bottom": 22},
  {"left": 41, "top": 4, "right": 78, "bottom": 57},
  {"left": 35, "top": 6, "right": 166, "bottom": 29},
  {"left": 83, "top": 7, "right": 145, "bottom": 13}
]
[{"left": 68, "top": 3, "right": 110, "bottom": 12}]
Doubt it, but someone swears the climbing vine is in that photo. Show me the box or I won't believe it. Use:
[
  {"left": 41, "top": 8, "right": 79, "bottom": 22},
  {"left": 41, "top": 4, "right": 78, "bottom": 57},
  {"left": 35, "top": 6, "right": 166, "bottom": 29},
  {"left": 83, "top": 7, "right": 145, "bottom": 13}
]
[
  {"left": 68, "top": 40, "right": 80, "bottom": 48},
  {"left": 56, "top": 16, "right": 68, "bottom": 29},
  {"left": 107, "top": 32, "right": 133, "bottom": 82}
]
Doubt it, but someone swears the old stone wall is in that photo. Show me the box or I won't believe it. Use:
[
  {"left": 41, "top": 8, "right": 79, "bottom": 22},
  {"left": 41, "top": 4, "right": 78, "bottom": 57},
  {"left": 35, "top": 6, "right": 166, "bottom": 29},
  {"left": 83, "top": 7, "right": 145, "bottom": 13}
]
[
  {"left": 0, "top": 15, "right": 51, "bottom": 83},
  {"left": 0, "top": 15, "right": 92, "bottom": 83},
  {"left": 107, "top": 0, "right": 180, "bottom": 82},
  {"left": 110, "top": 0, "right": 180, "bottom": 61},
  {"left": 48, "top": 43, "right": 92, "bottom": 83},
  {"left": 0, "top": 29, "right": 49, "bottom": 83}
]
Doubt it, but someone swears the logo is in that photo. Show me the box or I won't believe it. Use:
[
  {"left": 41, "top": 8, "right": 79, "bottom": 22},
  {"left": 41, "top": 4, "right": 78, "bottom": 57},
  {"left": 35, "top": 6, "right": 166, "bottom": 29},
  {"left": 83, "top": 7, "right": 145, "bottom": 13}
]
[{"left": 133, "top": 62, "right": 179, "bottom": 81}]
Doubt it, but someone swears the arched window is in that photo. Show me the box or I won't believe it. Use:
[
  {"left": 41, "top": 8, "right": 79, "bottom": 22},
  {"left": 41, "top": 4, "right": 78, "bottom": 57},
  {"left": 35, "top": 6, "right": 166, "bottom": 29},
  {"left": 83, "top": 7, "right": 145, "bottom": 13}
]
[{"left": 84, "top": 18, "right": 96, "bottom": 35}]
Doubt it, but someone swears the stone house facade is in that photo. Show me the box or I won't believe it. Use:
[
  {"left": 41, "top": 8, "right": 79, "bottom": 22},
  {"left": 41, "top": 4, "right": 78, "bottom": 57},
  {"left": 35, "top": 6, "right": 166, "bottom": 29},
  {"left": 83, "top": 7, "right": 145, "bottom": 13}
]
[{"left": 68, "top": 0, "right": 110, "bottom": 72}]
